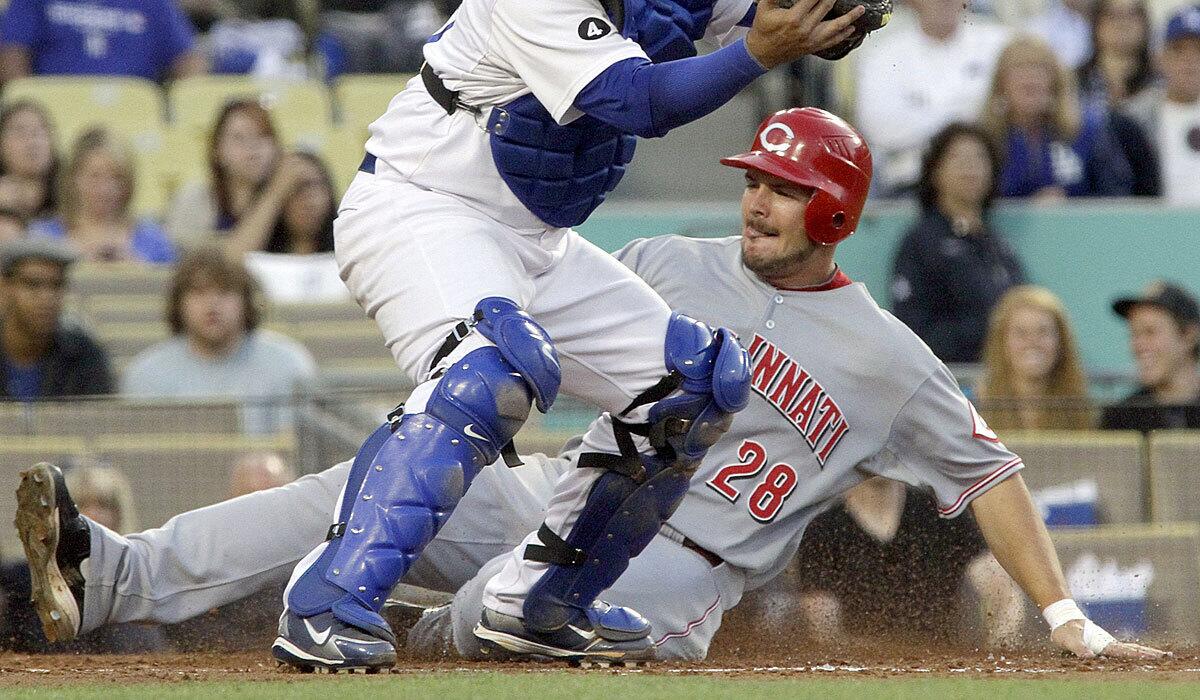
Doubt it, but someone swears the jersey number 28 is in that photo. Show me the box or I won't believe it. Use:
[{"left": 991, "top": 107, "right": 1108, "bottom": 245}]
[{"left": 705, "top": 440, "right": 798, "bottom": 523}]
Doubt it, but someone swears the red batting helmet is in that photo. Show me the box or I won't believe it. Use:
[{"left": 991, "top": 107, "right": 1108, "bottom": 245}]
[{"left": 721, "top": 107, "right": 872, "bottom": 246}]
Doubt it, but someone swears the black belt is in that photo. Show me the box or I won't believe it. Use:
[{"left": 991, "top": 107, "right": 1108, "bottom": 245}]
[
  {"left": 358, "top": 152, "right": 376, "bottom": 174},
  {"left": 681, "top": 537, "right": 723, "bottom": 568},
  {"left": 421, "top": 63, "right": 478, "bottom": 116}
]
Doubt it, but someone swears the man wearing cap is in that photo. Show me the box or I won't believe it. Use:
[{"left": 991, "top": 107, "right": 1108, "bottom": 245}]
[
  {"left": 1101, "top": 281, "right": 1200, "bottom": 431},
  {"left": 0, "top": 238, "right": 114, "bottom": 400},
  {"left": 1126, "top": 4, "right": 1200, "bottom": 206}
]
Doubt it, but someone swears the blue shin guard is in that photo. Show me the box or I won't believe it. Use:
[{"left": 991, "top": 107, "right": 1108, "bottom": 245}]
[
  {"left": 287, "top": 298, "right": 560, "bottom": 638},
  {"left": 522, "top": 314, "right": 750, "bottom": 632}
]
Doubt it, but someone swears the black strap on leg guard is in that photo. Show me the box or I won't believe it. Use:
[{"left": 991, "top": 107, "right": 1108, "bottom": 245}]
[
  {"left": 575, "top": 373, "right": 684, "bottom": 482},
  {"left": 326, "top": 522, "right": 347, "bottom": 541},
  {"left": 523, "top": 523, "right": 586, "bottom": 566}
]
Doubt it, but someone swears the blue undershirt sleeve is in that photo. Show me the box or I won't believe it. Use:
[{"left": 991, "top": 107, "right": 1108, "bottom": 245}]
[{"left": 573, "top": 38, "right": 767, "bottom": 139}]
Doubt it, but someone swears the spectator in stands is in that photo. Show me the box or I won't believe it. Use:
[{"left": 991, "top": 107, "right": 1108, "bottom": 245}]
[
  {"left": 228, "top": 451, "right": 296, "bottom": 498},
  {"left": 983, "top": 35, "right": 1133, "bottom": 200},
  {"left": 0, "top": 0, "right": 206, "bottom": 85},
  {"left": 121, "top": 248, "right": 317, "bottom": 434},
  {"left": 0, "top": 100, "right": 59, "bottom": 220},
  {"left": 1074, "top": 0, "right": 1160, "bottom": 196},
  {"left": 0, "top": 459, "right": 168, "bottom": 653},
  {"left": 239, "top": 151, "right": 349, "bottom": 302},
  {"left": 206, "top": 0, "right": 347, "bottom": 81},
  {"left": 891, "top": 123, "right": 1025, "bottom": 363},
  {"left": 29, "top": 128, "right": 176, "bottom": 265},
  {"left": 0, "top": 238, "right": 114, "bottom": 400},
  {"left": 850, "top": 0, "right": 1011, "bottom": 196},
  {"left": 1026, "top": 0, "right": 1093, "bottom": 70},
  {"left": 226, "top": 151, "right": 335, "bottom": 257},
  {"left": 1125, "top": 5, "right": 1200, "bottom": 207},
  {"left": 1101, "top": 281, "right": 1200, "bottom": 431},
  {"left": 977, "top": 286, "right": 1094, "bottom": 430},
  {"left": 790, "top": 477, "right": 1024, "bottom": 647},
  {"left": 0, "top": 208, "right": 26, "bottom": 244},
  {"left": 319, "top": 0, "right": 452, "bottom": 74},
  {"left": 165, "top": 99, "right": 282, "bottom": 250}
]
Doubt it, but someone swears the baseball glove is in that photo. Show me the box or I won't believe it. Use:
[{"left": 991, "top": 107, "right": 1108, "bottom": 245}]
[{"left": 779, "top": 0, "right": 893, "bottom": 60}]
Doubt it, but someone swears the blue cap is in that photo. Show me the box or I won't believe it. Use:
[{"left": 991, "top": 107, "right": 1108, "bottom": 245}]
[{"left": 1165, "top": 4, "right": 1200, "bottom": 43}]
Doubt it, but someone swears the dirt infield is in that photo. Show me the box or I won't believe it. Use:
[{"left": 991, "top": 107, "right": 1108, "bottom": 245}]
[{"left": 1, "top": 643, "right": 1198, "bottom": 689}]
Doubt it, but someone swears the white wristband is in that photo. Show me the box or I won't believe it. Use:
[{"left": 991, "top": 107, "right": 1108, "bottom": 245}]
[{"left": 1042, "top": 599, "right": 1086, "bottom": 630}]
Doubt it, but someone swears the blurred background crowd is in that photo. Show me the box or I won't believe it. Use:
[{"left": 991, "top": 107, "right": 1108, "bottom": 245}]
[{"left": 0, "top": 0, "right": 1198, "bottom": 658}]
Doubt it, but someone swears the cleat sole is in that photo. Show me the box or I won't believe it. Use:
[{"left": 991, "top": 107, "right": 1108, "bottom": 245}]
[{"left": 14, "top": 464, "right": 80, "bottom": 643}]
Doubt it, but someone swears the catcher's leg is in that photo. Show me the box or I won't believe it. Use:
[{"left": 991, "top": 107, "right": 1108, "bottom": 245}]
[
  {"left": 473, "top": 313, "right": 750, "bottom": 662},
  {"left": 273, "top": 298, "right": 561, "bottom": 673}
]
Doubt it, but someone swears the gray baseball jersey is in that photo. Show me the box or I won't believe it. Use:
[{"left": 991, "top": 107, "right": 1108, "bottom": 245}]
[{"left": 617, "top": 235, "right": 1023, "bottom": 589}]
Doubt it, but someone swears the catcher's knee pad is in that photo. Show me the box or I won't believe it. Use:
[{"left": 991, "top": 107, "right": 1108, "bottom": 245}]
[
  {"left": 287, "top": 298, "right": 560, "bottom": 635},
  {"left": 522, "top": 313, "right": 749, "bottom": 632}
]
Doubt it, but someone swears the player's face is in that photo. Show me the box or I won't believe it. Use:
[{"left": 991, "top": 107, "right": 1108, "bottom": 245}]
[
  {"left": 0, "top": 107, "right": 54, "bottom": 178},
  {"left": 934, "top": 135, "right": 992, "bottom": 209},
  {"left": 739, "top": 170, "right": 816, "bottom": 277},
  {"left": 181, "top": 281, "right": 246, "bottom": 352},
  {"left": 217, "top": 112, "right": 278, "bottom": 187},
  {"left": 1127, "top": 305, "right": 1198, "bottom": 390},
  {"left": 1162, "top": 37, "right": 1200, "bottom": 103},
  {"left": 1004, "top": 306, "right": 1060, "bottom": 384},
  {"left": 1002, "top": 61, "right": 1055, "bottom": 124},
  {"left": 1, "top": 259, "right": 66, "bottom": 341}
]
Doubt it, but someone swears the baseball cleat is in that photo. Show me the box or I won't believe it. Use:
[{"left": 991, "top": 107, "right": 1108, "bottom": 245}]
[
  {"left": 14, "top": 462, "right": 89, "bottom": 643},
  {"left": 272, "top": 609, "right": 397, "bottom": 673},
  {"left": 473, "top": 600, "right": 655, "bottom": 663}
]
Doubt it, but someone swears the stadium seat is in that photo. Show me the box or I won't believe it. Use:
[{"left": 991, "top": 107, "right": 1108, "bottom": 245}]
[
  {"left": 95, "top": 322, "right": 170, "bottom": 363},
  {"left": 167, "top": 76, "right": 334, "bottom": 151},
  {"left": 273, "top": 301, "right": 364, "bottom": 324},
  {"left": 2, "top": 76, "right": 166, "bottom": 146},
  {"left": 1002, "top": 430, "right": 1146, "bottom": 525},
  {"left": 1148, "top": 430, "right": 1200, "bottom": 523},
  {"left": 81, "top": 294, "right": 163, "bottom": 325},
  {"left": 332, "top": 74, "right": 412, "bottom": 134},
  {"left": 284, "top": 320, "right": 389, "bottom": 363},
  {"left": 69, "top": 263, "right": 173, "bottom": 297},
  {"left": 316, "top": 126, "right": 368, "bottom": 198}
]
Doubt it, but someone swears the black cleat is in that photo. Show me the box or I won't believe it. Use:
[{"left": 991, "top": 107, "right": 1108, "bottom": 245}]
[
  {"left": 14, "top": 463, "right": 89, "bottom": 643},
  {"left": 272, "top": 609, "right": 397, "bottom": 673},
  {"left": 474, "top": 600, "right": 655, "bottom": 663}
]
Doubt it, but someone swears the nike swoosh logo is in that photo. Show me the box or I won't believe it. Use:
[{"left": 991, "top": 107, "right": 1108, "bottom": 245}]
[
  {"left": 567, "top": 624, "right": 598, "bottom": 641},
  {"left": 304, "top": 618, "right": 333, "bottom": 646},
  {"left": 462, "top": 424, "right": 486, "bottom": 441}
]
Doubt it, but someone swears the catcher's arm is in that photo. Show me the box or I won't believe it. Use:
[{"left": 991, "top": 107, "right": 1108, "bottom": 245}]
[{"left": 968, "top": 474, "right": 1167, "bottom": 659}]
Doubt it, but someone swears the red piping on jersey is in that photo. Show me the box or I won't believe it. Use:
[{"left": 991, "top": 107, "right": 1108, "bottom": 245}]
[
  {"left": 938, "top": 457, "right": 1024, "bottom": 516},
  {"left": 654, "top": 596, "right": 722, "bottom": 646},
  {"left": 775, "top": 269, "right": 852, "bottom": 292}
]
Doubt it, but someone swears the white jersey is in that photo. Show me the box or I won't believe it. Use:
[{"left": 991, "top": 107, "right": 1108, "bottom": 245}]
[
  {"left": 615, "top": 236, "right": 1024, "bottom": 589},
  {"left": 364, "top": 0, "right": 752, "bottom": 230}
]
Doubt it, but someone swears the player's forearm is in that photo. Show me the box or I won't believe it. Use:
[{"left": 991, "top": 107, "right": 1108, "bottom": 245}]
[
  {"left": 574, "top": 40, "right": 766, "bottom": 139},
  {"left": 968, "top": 474, "right": 1070, "bottom": 610}
]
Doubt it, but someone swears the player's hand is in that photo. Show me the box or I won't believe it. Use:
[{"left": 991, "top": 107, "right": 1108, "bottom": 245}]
[
  {"left": 1050, "top": 619, "right": 1169, "bottom": 660},
  {"left": 746, "top": 0, "right": 865, "bottom": 69}
]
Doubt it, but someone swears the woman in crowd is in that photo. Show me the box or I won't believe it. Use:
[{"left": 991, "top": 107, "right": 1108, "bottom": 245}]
[
  {"left": 164, "top": 99, "right": 282, "bottom": 249},
  {"left": 891, "top": 122, "right": 1025, "bottom": 363},
  {"left": 0, "top": 100, "right": 59, "bottom": 220},
  {"left": 976, "top": 285, "right": 1094, "bottom": 430},
  {"left": 1075, "top": 0, "right": 1160, "bottom": 196},
  {"left": 983, "top": 35, "right": 1133, "bottom": 199},
  {"left": 240, "top": 150, "right": 349, "bottom": 302},
  {"left": 29, "top": 129, "right": 175, "bottom": 264}
]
